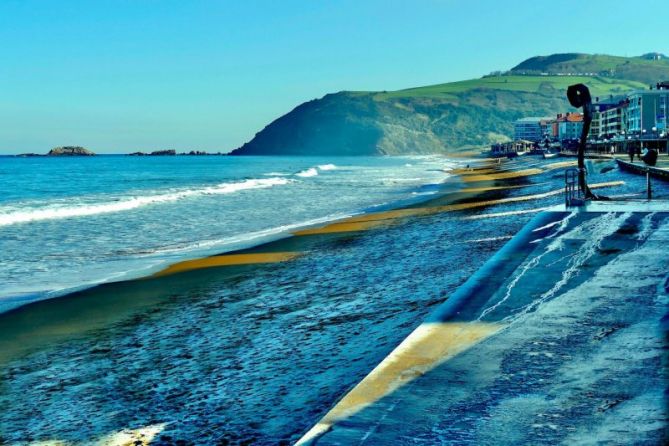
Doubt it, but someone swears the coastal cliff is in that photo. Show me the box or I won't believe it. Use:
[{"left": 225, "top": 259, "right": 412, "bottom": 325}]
[{"left": 230, "top": 53, "right": 669, "bottom": 156}]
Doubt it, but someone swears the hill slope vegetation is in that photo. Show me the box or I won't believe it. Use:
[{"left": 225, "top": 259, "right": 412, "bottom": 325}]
[{"left": 231, "top": 54, "right": 669, "bottom": 156}]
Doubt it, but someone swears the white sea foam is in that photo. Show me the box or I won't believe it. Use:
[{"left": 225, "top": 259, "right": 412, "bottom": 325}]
[
  {"left": 502, "top": 212, "right": 632, "bottom": 323},
  {"left": 464, "top": 235, "right": 513, "bottom": 243},
  {"left": 636, "top": 212, "right": 657, "bottom": 241},
  {"left": 478, "top": 212, "right": 628, "bottom": 322},
  {"left": 295, "top": 164, "right": 338, "bottom": 178},
  {"left": 295, "top": 167, "right": 319, "bottom": 177},
  {"left": 0, "top": 156, "right": 464, "bottom": 315},
  {"left": 0, "top": 177, "right": 292, "bottom": 227},
  {"left": 0, "top": 210, "right": 358, "bottom": 313}
]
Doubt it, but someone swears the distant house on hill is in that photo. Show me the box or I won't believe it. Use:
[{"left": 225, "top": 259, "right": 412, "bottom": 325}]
[{"left": 641, "top": 52, "right": 665, "bottom": 61}]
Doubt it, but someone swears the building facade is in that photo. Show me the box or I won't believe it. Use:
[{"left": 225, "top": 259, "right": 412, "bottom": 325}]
[
  {"left": 600, "top": 105, "right": 627, "bottom": 137},
  {"left": 591, "top": 96, "right": 628, "bottom": 139},
  {"left": 514, "top": 117, "right": 553, "bottom": 142},
  {"left": 512, "top": 84, "right": 669, "bottom": 151},
  {"left": 552, "top": 112, "right": 584, "bottom": 141},
  {"left": 627, "top": 88, "right": 669, "bottom": 135}
]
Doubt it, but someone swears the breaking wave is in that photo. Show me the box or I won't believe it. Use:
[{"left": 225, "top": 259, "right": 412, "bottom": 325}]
[
  {"left": 0, "top": 177, "right": 292, "bottom": 227},
  {"left": 295, "top": 164, "right": 338, "bottom": 178},
  {"left": 295, "top": 167, "right": 319, "bottom": 178}
]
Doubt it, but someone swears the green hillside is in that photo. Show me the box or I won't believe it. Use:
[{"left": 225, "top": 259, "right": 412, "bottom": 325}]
[
  {"left": 511, "top": 53, "right": 669, "bottom": 85},
  {"left": 231, "top": 54, "right": 668, "bottom": 156},
  {"left": 374, "top": 75, "right": 644, "bottom": 98}
]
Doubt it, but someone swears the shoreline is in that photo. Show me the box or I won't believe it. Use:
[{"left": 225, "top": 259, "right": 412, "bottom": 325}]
[
  {"left": 0, "top": 158, "right": 488, "bottom": 365},
  {"left": 0, "top": 155, "right": 461, "bottom": 315}
]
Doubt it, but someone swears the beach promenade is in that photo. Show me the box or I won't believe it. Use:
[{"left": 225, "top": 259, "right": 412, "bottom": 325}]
[
  {"left": 297, "top": 200, "right": 669, "bottom": 445},
  {"left": 616, "top": 157, "right": 669, "bottom": 182}
]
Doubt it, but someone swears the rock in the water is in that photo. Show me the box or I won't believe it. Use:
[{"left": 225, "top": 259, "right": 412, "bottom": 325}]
[
  {"left": 47, "top": 146, "right": 96, "bottom": 156},
  {"left": 149, "top": 149, "right": 176, "bottom": 156},
  {"left": 16, "top": 153, "right": 43, "bottom": 157}
]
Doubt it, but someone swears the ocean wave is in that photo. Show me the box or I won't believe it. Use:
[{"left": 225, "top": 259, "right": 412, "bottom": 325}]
[
  {"left": 383, "top": 177, "right": 423, "bottom": 184},
  {"left": 295, "top": 164, "right": 337, "bottom": 178},
  {"left": 463, "top": 235, "right": 513, "bottom": 243},
  {"left": 130, "top": 212, "right": 354, "bottom": 258},
  {"left": 296, "top": 167, "right": 319, "bottom": 177},
  {"left": 0, "top": 211, "right": 356, "bottom": 313},
  {"left": 411, "top": 191, "right": 438, "bottom": 196},
  {"left": 0, "top": 177, "right": 292, "bottom": 227}
]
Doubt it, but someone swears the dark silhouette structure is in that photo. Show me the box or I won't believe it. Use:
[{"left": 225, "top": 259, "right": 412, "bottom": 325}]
[{"left": 567, "top": 84, "right": 597, "bottom": 199}]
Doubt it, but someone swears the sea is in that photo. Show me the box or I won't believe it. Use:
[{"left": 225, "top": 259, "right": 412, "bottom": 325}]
[{"left": 0, "top": 155, "right": 456, "bottom": 313}]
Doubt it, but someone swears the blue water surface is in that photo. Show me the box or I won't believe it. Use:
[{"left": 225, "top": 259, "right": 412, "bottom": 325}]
[{"left": 0, "top": 155, "right": 455, "bottom": 311}]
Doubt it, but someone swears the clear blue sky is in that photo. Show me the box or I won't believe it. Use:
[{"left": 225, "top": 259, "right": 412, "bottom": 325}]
[{"left": 1, "top": 0, "right": 666, "bottom": 154}]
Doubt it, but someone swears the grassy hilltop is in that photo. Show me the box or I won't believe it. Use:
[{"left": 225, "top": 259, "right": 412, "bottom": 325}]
[
  {"left": 512, "top": 52, "right": 669, "bottom": 84},
  {"left": 231, "top": 54, "right": 668, "bottom": 156}
]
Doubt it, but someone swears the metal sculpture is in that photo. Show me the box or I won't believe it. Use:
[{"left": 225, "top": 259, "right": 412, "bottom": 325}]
[{"left": 566, "top": 83, "right": 596, "bottom": 199}]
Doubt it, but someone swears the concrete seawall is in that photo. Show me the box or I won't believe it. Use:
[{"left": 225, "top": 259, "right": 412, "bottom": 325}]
[
  {"left": 297, "top": 201, "right": 669, "bottom": 445},
  {"left": 616, "top": 158, "right": 669, "bottom": 181}
]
